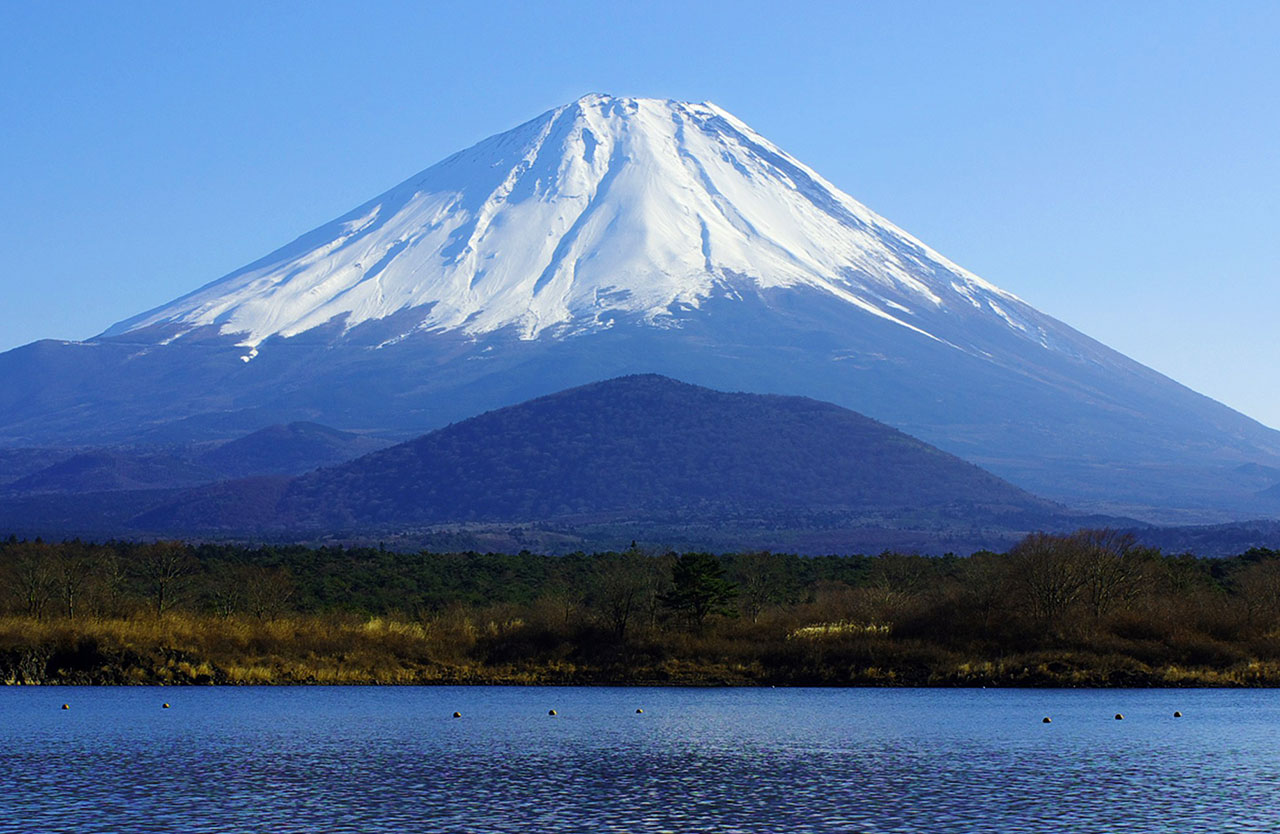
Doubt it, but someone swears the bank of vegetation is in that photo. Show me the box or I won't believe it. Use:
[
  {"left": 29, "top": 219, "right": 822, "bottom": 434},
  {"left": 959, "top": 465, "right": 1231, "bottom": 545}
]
[{"left": 3, "top": 530, "right": 1280, "bottom": 686}]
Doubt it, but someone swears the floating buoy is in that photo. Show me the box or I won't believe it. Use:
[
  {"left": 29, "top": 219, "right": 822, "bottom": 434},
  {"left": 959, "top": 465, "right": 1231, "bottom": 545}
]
[
  {"left": 61, "top": 704, "right": 69, "bottom": 711},
  {"left": 548, "top": 709, "right": 557, "bottom": 716},
  {"left": 1173, "top": 711, "right": 1182, "bottom": 718},
  {"left": 453, "top": 712, "right": 462, "bottom": 718},
  {"left": 1042, "top": 717, "right": 1052, "bottom": 723},
  {"left": 162, "top": 703, "right": 170, "bottom": 709},
  {"left": 1114, "top": 713, "right": 1124, "bottom": 720},
  {"left": 636, "top": 708, "right": 644, "bottom": 714}
]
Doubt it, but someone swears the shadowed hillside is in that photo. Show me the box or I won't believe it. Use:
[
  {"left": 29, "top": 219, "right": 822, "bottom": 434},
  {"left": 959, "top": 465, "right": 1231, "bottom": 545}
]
[
  {"left": 137, "top": 375, "right": 1076, "bottom": 540},
  {"left": 198, "top": 422, "right": 392, "bottom": 478},
  {"left": 4, "top": 451, "right": 216, "bottom": 494}
]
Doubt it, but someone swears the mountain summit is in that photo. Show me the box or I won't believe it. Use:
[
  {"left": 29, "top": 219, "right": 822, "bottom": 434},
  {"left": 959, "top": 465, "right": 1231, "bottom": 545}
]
[
  {"left": 105, "top": 94, "right": 1031, "bottom": 356},
  {"left": 3, "top": 95, "right": 1279, "bottom": 519}
]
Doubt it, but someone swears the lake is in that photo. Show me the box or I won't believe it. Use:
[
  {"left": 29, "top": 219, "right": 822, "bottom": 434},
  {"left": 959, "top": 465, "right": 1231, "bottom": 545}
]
[{"left": 0, "top": 687, "right": 1276, "bottom": 832}]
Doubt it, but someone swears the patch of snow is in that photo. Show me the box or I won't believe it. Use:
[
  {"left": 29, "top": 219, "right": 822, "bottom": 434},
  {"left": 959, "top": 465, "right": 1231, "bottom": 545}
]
[
  {"left": 104, "top": 95, "right": 1059, "bottom": 359},
  {"left": 986, "top": 299, "right": 1028, "bottom": 333}
]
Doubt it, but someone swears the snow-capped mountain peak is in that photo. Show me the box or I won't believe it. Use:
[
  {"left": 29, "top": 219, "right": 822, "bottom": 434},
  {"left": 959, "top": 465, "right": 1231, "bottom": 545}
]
[
  {"left": 11, "top": 95, "right": 1280, "bottom": 519},
  {"left": 104, "top": 94, "right": 1032, "bottom": 353}
]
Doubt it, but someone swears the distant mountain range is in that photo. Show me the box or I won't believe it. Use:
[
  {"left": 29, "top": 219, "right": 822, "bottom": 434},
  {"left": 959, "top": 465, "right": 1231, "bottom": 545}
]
[
  {"left": 1, "top": 95, "right": 1278, "bottom": 525},
  {"left": 5, "top": 376, "right": 1279, "bottom": 556},
  {"left": 0, "top": 422, "right": 389, "bottom": 497},
  {"left": 0, "top": 376, "right": 1129, "bottom": 554},
  {"left": 4, "top": 450, "right": 215, "bottom": 495}
]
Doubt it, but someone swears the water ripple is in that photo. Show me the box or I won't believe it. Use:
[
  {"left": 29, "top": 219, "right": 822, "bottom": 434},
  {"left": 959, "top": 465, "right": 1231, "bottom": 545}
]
[{"left": 1, "top": 687, "right": 1278, "bottom": 833}]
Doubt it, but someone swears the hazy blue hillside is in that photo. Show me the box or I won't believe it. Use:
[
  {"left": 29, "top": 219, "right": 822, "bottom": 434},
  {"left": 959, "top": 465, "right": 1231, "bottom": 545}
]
[
  {"left": 4, "top": 450, "right": 216, "bottom": 494},
  {"left": 133, "top": 375, "right": 1082, "bottom": 544},
  {"left": 198, "top": 421, "right": 392, "bottom": 478}
]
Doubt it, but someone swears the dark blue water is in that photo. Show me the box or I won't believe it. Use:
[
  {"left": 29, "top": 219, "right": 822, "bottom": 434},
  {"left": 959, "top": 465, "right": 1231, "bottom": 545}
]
[{"left": 0, "top": 687, "right": 1276, "bottom": 833}]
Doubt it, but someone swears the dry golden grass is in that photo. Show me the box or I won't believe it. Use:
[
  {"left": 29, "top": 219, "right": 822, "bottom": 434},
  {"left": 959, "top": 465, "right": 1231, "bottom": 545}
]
[
  {"left": 0, "top": 613, "right": 476, "bottom": 684},
  {"left": 5, "top": 611, "right": 1280, "bottom": 686},
  {"left": 788, "top": 621, "right": 893, "bottom": 640}
]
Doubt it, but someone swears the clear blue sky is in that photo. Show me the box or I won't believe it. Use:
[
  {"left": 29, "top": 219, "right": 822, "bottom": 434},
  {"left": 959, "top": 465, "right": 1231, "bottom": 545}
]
[{"left": 2, "top": 1, "right": 1277, "bottom": 426}]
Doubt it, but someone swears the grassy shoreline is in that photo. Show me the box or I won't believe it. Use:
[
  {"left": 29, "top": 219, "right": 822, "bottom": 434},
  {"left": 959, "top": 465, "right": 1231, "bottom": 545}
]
[
  {"left": 6, "top": 614, "right": 1280, "bottom": 688},
  {"left": 7, "top": 533, "right": 1280, "bottom": 688}
]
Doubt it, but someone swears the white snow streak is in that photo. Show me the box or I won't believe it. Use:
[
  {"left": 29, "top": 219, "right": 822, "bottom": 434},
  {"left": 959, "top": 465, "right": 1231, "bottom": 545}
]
[{"left": 104, "top": 94, "right": 1045, "bottom": 355}]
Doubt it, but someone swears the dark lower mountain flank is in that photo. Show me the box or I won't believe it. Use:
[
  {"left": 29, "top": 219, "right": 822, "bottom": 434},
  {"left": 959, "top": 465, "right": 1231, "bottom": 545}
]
[
  {"left": 196, "top": 421, "right": 392, "bottom": 478},
  {"left": 6, "top": 293, "right": 1278, "bottom": 522},
  {"left": 285, "top": 374, "right": 1059, "bottom": 524},
  {"left": 133, "top": 375, "right": 1105, "bottom": 549},
  {"left": 1130, "top": 519, "right": 1280, "bottom": 558},
  {"left": 4, "top": 450, "right": 216, "bottom": 494},
  {"left": 0, "top": 421, "right": 390, "bottom": 499},
  {"left": 0, "top": 447, "right": 79, "bottom": 484}
]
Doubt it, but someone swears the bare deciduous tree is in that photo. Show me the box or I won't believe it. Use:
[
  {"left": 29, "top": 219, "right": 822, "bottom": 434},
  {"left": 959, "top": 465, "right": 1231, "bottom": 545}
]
[
  {"left": 1235, "top": 557, "right": 1280, "bottom": 631},
  {"left": 588, "top": 551, "right": 653, "bottom": 640},
  {"left": 6, "top": 541, "right": 56, "bottom": 620},
  {"left": 731, "top": 551, "right": 792, "bottom": 623},
  {"left": 135, "top": 541, "right": 193, "bottom": 617},
  {"left": 1077, "top": 529, "right": 1151, "bottom": 622},
  {"left": 244, "top": 566, "right": 296, "bottom": 621},
  {"left": 53, "top": 543, "right": 99, "bottom": 620},
  {"left": 1009, "top": 532, "right": 1088, "bottom": 635}
]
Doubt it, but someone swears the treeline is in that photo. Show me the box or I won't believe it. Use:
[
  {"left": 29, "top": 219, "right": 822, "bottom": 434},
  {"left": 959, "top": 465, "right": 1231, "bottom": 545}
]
[{"left": 2, "top": 531, "right": 1280, "bottom": 686}]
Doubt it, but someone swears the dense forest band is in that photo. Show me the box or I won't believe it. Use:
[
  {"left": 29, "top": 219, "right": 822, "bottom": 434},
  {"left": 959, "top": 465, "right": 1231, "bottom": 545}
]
[{"left": 3, "top": 530, "right": 1280, "bottom": 685}]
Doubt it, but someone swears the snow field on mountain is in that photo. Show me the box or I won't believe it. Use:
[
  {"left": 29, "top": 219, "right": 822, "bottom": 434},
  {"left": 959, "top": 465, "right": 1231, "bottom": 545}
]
[{"left": 105, "top": 95, "right": 1037, "bottom": 354}]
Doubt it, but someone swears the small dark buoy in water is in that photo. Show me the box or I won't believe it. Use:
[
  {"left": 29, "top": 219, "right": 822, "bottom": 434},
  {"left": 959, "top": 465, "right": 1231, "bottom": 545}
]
[
  {"left": 61, "top": 704, "right": 69, "bottom": 711},
  {"left": 1042, "top": 717, "right": 1052, "bottom": 724},
  {"left": 548, "top": 709, "right": 557, "bottom": 716},
  {"left": 636, "top": 709, "right": 644, "bottom": 714},
  {"left": 1173, "top": 711, "right": 1182, "bottom": 718},
  {"left": 1114, "top": 713, "right": 1124, "bottom": 720},
  {"left": 162, "top": 703, "right": 170, "bottom": 709},
  {"left": 453, "top": 712, "right": 462, "bottom": 718}
]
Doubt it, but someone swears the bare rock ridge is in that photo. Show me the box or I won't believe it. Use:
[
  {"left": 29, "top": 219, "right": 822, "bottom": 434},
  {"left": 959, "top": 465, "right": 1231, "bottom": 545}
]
[{"left": 1, "top": 94, "right": 1278, "bottom": 520}]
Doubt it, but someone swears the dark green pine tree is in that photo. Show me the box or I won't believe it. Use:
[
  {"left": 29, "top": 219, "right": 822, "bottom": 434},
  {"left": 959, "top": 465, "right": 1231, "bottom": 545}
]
[{"left": 661, "top": 552, "right": 737, "bottom": 628}]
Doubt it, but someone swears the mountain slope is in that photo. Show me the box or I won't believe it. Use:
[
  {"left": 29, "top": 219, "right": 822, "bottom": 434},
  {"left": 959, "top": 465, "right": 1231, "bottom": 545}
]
[
  {"left": 4, "top": 451, "right": 216, "bottom": 494},
  {"left": 1, "top": 95, "right": 1277, "bottom": 519},
  {"left": 102, "top": 95, "right": 1035, "bottom": 353},
  {"left": 135, "top": 375, "right": 1074, "bottom": 540},
  {"left": 197, "top": 421, "right": 391, "bottom": 478}
]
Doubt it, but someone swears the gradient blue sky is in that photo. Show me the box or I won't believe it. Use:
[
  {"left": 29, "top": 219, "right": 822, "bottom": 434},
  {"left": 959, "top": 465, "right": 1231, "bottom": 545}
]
[{"left": 2, "top": 1, "right": 1277, "bottom": 426}]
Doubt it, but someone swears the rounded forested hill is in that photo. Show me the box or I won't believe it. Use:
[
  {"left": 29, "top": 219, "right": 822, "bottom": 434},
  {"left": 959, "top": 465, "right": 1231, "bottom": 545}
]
[
  {"left": 6, "top": 450, "right": 216, "bottom": 494},
  {"left": 274, "top": 374, "right": 1056, "bottom": 527},
  {"left": 197, "top": 421, "right": 391, "bottom": 478}
]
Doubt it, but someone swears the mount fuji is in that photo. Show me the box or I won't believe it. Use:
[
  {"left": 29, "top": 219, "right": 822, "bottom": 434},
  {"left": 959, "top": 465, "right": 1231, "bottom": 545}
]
[{"left": 2, "top": 94, "right": 1278, "bottom": 520}]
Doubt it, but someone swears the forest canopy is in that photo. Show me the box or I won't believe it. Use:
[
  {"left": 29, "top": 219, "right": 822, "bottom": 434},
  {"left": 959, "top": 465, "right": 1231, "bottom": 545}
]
[{"left": 2, "top": 531, "right": 1279, "bottom": 686}]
